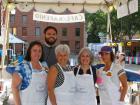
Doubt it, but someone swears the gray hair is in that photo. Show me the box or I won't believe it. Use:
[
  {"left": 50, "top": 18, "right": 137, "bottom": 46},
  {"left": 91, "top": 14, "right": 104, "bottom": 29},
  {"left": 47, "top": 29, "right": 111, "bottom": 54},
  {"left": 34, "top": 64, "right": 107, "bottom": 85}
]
[
  {"left": 78, "top": 47, "right": 94, "bottom": 65},
  {"left": 55, "top": 44, "right": 70, "bottom": 56}
]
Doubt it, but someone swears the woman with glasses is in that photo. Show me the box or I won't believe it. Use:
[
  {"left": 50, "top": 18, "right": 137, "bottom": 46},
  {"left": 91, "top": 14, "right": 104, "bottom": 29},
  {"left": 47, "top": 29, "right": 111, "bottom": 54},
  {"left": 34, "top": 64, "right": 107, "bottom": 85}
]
[{"left": 97, "top": 46, "right": 128, "bottom": 105}]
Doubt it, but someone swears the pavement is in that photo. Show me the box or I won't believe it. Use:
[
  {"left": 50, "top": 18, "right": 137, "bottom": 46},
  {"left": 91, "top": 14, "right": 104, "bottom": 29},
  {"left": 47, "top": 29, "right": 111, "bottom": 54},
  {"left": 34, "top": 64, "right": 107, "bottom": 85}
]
[{"left": 125, "top": 64, "right": 140, "bottom": 72}]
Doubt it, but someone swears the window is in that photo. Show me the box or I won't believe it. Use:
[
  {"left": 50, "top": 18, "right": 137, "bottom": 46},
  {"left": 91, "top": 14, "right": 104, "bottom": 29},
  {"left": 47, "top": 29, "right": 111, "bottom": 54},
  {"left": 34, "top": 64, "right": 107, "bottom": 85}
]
[
  {"left": 60, "top": 41, "right": 69, "bottom": 46},
  {"left": 22, "top": 15, "right": 27, "bottom": 25},
  {"left": 75, "top": 41, "right": 80, "bottom": 49},
  {"left": 62, "top": 28, "right": 67, "bottom": 36},
  {"left": 35, "top": 27, "right": 41, "bottom": 36},
  {"left": 75, "top": 28, "right": 80, "bottom": 36},
  {"left": 76, "top": 22, "right": 81, "bottom": 27},
  {"left": 10, "top": 14, "right": 15, "bottom": 23},
  {"left": 13, "top": 28, "right": 17, "bottom": 35},
  {"left": 35, "top": 21, "right": 40, "bottom": 25},
  {"left": 9, "top": 27, "right": 16, "bottom": 35},
  {"left": 22, "top": 27, "right": 27, "bottom": 36}
]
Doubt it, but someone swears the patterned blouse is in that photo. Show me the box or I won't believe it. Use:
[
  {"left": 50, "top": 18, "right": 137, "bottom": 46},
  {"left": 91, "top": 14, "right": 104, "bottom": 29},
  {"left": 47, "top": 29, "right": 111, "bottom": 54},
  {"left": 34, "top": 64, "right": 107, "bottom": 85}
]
[
  {"left": 54, "top": 64, "right": 72, "bottom": 88},
  {"left": 14, "top": 60, "right": 47, "bottom": 90}
]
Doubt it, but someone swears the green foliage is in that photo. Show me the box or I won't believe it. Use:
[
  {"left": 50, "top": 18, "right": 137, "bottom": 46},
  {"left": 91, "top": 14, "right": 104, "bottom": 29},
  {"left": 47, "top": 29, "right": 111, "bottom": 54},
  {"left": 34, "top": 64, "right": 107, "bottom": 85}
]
[
  {"left": 121, "top": 4, "right": 140, "bottom": 39},
  {"left": 86, "top": 10, "right": 107, "bottom": 43},
  {"left": 86, "top": 1, "right": 140, "bottom": 43}
]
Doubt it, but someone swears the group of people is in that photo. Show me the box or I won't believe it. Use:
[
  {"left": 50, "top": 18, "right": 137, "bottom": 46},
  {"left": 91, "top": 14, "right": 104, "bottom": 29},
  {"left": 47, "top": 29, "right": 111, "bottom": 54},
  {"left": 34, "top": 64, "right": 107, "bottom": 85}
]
[{"left": 11, "top": 26, "right": 128, "bottom": 105}]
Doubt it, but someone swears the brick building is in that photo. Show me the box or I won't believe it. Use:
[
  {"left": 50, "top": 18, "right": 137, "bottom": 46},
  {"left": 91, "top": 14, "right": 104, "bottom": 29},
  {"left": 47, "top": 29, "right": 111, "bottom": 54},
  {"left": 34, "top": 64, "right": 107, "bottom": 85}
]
[{"left": 9, "top": 9, "right": 85, "bottom": 54}]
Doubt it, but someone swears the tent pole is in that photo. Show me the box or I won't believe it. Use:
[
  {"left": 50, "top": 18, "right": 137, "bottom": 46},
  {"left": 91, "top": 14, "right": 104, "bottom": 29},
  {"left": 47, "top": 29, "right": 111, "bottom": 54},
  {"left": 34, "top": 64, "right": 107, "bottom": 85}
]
[
  {"left": 109, "top": 12, "right": 112, "bottom": 43},
  {"left": 1, "top": 3, "right": 10, "bottom": 79},
  {"left": 13, "top": 43, "right": 15, "bottom": 55},
  {"left": 23, "top": 43, "right": 24, "bottom": 55},
  {"left": 107, "top": 11, "right": 112, "bottom": 43}
]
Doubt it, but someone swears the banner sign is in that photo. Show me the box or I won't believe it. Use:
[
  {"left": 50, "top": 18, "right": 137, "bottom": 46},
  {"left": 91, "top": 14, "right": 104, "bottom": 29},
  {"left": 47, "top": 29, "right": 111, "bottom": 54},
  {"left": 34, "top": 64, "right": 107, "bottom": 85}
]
[
  {"left": 129, "top": 0, "right": 138, "bottom": 14},
  {"left": 33, "top": 12, "right": 85, "bottom": 23},
  {"left": 117, "top": 4, "right": 128, "bottom": 19},
  {"left": 117, "top": 0, "right": 138, "bottom": 19}
]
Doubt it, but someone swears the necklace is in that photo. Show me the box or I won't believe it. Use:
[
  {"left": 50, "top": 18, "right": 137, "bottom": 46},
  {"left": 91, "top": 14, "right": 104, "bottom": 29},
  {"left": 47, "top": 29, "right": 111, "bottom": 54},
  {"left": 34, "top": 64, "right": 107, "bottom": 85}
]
[{"left": 104, "top": 63, "right": 113, "bottom": 77}]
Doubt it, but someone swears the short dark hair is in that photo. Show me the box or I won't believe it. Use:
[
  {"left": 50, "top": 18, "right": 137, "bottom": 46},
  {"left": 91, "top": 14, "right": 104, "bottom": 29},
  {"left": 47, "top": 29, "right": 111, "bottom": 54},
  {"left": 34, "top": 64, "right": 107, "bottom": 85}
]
[
  {"left": 110, "top": 52, "right": 115, "bottom": 62},
  {"left": 43, "top": 26, "right": 57, "bottom": 34},
  {"left": 24, "top": 41, "right": 44, "bottom": 62}
]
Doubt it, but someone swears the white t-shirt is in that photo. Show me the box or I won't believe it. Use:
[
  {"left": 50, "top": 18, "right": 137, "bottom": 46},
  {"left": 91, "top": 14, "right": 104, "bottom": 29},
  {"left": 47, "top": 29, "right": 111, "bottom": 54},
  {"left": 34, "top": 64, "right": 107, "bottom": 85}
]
[
  {"left": 96, "top": 62, "right": 125, "bottom": 87},
  {"left": 111, "top": 63, "right": 125, "bottom": 87}
]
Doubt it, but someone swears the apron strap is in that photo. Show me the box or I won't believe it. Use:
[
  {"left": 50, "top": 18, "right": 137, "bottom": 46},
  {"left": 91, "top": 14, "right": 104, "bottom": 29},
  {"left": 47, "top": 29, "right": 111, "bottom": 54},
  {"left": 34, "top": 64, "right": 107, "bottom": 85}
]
[
  {"left": 76, "top": 66, "right": 93, "bottom": 75},
  {"left": 90, "top": 66, "right": 93, "bottom": 75},
  {"left": 76, "top": 65, "right": 96, "bottom": 87},
  {"left": 56, "top": 63, "right": 64, "bottom": 73},
  {"left": 76, "top": 66, "right": 81, "bottom": 76}
]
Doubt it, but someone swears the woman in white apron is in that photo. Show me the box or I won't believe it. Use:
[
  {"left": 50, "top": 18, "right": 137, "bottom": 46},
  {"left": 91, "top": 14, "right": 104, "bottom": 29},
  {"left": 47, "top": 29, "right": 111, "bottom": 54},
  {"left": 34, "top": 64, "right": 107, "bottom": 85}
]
[
  {"left": 47, "top": 44, "right": 75, "bottom": 105},
  {"left": 97, "top": 46, "right": 128, "bottom": 105},
  {"left": 12, "top": 41, "right": 48, "bottom": 105},
  {"left": 74, "top": 47, "right": 97, "bottom": 105}
]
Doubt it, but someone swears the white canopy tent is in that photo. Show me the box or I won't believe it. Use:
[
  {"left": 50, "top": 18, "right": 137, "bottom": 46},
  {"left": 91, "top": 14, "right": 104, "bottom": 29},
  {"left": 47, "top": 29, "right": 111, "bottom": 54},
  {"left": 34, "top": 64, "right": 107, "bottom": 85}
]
[
  {"left": 0, "top": 0, "right": 128, "bottom": 77},
  {"left": 4, "top": 0, "right": 128, "bottom": 13},
  {"left": 0, "top": 33, "right": 25, "bottom": 44},
  {"left": 0, "top": 33, "right": 25, "bottom": 59}
]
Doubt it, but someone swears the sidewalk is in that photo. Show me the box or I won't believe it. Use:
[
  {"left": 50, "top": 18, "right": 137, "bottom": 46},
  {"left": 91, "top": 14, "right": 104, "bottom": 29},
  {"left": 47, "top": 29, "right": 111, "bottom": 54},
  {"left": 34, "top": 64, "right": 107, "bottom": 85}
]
[{"left": 125, "top": 64, "right": 140, "bottom": 71}]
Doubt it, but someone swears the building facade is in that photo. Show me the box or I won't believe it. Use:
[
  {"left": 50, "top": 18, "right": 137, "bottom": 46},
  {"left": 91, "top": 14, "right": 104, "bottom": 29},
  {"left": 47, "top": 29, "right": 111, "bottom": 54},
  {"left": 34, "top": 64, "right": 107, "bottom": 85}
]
[{"left": 9, "top": 9, "right": 85, "bottom": 54}]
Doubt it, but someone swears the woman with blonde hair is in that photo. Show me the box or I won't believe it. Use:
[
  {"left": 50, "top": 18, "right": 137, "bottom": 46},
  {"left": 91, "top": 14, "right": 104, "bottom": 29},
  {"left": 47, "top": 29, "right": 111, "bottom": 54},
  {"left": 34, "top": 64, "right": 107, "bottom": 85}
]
[{"left": 73, "top": 47, "right": 97, "bottom": 105}]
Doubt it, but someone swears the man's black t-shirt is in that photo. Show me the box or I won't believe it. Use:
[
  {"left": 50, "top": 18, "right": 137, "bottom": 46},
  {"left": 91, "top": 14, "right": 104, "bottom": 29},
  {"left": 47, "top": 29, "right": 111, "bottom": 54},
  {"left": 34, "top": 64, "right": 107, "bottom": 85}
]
[{"left": 43, "top": 44, "right": 57, "bottom": 68}]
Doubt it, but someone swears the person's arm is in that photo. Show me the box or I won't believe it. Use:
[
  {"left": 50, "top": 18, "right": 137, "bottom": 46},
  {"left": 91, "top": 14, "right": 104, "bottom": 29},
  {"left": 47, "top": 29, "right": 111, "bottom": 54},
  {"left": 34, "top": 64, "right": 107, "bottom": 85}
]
[
  {"left": 47, "top": 66, "right": 58, "bottom": 105},
  {"left": 119, "top": 73, "right": 128, "bottom": 101},
  {"left": 12, "top": 73, "right": 22, "bottom": 105}
]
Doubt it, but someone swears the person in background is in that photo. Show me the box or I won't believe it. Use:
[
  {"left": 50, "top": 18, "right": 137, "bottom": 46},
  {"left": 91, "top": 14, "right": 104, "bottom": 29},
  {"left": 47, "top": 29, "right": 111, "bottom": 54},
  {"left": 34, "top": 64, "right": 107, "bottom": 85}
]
[
  {"left": 12, "top": 41, "right": 48, "bottom": 105},
  {"left": 97, "top": 46, "right": 128, "bottom": 105},
  {"left": 47, "top": 44, "right": 75, "bottom": 105},
  {"left": 118, "top": 52, "right": 125, "bottom": 69},
  {"left": 17, "top": 51, "right": 24, "bottom": 63},
  {"left": 73, "top": 47, "right": 97, "bottom": 105},
  {"left": 43, "top": 26, "right": 57, "bottom": 68}
]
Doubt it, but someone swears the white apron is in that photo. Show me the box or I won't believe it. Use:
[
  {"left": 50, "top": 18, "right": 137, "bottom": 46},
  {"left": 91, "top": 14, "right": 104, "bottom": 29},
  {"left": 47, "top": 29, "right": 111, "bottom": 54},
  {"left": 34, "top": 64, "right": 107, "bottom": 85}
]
[
  {"left": 98, "top": 63, "right": 125, "bottom": 105},
  {"left": 20, "top": 62, "right": 47, "bottom": 105},
  {"left": 74, "top": 66, "right": 97, "bottom": 105},
  {"left": 47, "top": 63, "right": 76, "bottom": 105}
]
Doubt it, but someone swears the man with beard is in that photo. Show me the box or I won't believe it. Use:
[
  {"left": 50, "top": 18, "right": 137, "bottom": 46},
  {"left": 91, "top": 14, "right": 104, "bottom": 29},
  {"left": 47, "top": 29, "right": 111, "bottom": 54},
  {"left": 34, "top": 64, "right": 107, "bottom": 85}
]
[{"left": 43, "top": 26, "right": 57, "bottom": 68}]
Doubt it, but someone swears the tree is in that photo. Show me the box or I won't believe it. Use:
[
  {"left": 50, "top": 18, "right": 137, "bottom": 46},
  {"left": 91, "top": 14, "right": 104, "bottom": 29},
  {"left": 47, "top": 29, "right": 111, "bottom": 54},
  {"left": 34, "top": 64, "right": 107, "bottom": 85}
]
[
  {"left": 121, "top": 8, "right": 140, "bottom": 40},
  {"left": 86, "top": 11, "right": 107, "bottom": 43},
  {"left": 86, "top": 0, "right": 140, "bottom": 43}
]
